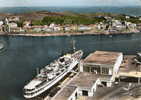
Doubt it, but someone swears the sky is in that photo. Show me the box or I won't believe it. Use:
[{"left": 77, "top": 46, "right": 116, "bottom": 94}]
[{"left": 0, "top": 0, "right": 141, "bottom": 7}]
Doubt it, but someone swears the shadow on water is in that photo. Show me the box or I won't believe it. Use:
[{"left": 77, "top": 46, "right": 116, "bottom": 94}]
[{"left": 0, "top": 33, "right": 141, "bottom": 100}]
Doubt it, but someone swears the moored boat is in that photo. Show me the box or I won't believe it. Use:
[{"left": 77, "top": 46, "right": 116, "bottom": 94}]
[{"left": 23, "top": 50, "right": 83, "bottom": 98}]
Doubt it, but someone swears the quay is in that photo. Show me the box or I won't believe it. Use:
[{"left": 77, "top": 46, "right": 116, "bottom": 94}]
[{"left": 43, "top": 50, "right": 141, "bottom": 100}]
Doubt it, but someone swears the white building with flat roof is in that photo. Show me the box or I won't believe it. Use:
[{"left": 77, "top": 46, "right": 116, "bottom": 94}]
[
  {"left": 79, "top": 51, "right": 123, "bottom": 86},
  {"left": 52, "top": 72, "right": 102, "bottom": 100},
  {"left": 81, "top": 51, "right": 123, "bottom": 75}
]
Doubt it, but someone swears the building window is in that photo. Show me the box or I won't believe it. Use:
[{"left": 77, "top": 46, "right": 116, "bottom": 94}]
[
  {"left": 84, "top": 65, "right": 91, "bottom": 72},
  {"left": 82, "top": 90, "right": 88, "bottom": 96},
  {"left": 101, "top": 82, "right": 107, "bottom": 86},
  {"left": 75, "top": 92, "right": 77, "bottom": 99},
  {"left": 91, "top": 66, "right": 100, "bottom": 74},
  {"left": 101, "top": 67, "right": 109, "bottom": 75}
]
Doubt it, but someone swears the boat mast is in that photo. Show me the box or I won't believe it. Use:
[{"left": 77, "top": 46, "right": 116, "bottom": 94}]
[
  {"left": 72, "top": 39, "right": 76, "bottom": 53},
  {"left": 36, "top": 68, "right": 40, "bottom": 74}
]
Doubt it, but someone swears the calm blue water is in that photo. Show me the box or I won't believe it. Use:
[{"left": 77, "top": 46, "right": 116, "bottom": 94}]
[
  {"left": 0, "top": 33, "right": 141, "bottom": 100},
  {"left": 0, "top": 6, "right": 141, "bottom": 16}
]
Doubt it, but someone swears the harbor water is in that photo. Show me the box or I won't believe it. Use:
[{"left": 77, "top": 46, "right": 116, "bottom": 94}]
[{"left": 0, "top": 33, "right": 141, "bottom": 100}]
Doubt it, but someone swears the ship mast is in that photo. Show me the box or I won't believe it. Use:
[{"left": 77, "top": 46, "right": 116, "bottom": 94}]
[
  {"left": 72, "top": 39, "right": 76, "bottom": 53},
  {"left": 36, "top": 68, "right": 40, "bottom": 75}
]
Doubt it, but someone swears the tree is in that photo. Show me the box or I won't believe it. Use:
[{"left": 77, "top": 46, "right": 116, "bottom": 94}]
[
  {"left": 17, "top": 21, "right": 24, "bottom": 27},
  {"left": 32, "top": 20, "right": 43, "bottom": 26}
]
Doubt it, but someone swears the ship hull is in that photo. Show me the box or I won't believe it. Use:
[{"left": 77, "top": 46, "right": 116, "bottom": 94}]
[{"left": 24, "top": 60, "right": 78, "bottom": 98}]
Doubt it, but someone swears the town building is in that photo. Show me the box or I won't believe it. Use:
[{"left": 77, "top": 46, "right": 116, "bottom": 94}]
[
  {"left": 10, "top": 27, "right": 25, "bottom": 32},
  {"left": 0, "top": 21, "right": 3, "bottom": 32},
  {"left": 78, "top": 25, "right": 92, "bottom": 31},
  {"left": 23, "top": 21, "right": 31, "bottom": 28},
  {"left": 52, "top": 72, "right": 101, "bottom": 100},
  {"left": 0, "top": 21, "right": 3, "bottom": 26},
  {"left": 53, "top": 26, "right": 61, "bottom": 32},
  {"left": 96, "top": 22, "right": 107, "bottom": 30},
  {"left": 8, "top": 16, "right": 20, "bottom": 22},
  {"left": 51, "top": 72, "right": 116, "bottom": 100},
  {"left": 8, "top": 22, "right": 18, "bottom": 28},
  {"left": 80, "top": 51, "right": 123, "bottom": 75},
  {"left": 79, "top": 51, "right": 123, "bottom": 87},
  {"left": 126, "top": 16, "right": 130, "bottom": 19}
]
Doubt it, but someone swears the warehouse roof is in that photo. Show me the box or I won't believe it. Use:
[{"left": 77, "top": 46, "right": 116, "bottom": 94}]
[{"left": 84, "top": 51, "right": 122, "bottom": 65}]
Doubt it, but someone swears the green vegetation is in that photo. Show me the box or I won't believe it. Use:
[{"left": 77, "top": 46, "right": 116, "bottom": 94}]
[
  {"left": 28, "top": 12, "right": 141, "bottom": 25},
  {"left": 126, "top": 17, "right": 141, "bottom": 24},
  {"left": 115, "top": 15, "right": 141, "bottom": 24},
  {"left": 115, "top": 15, "right": 126, "bottom": 21},
  {"left": 42, "top": 16, "right": 64, "bottom": 25},
  {"left": 32, "top": 15, "right": 106, "bottom": 26},
  {"left": 31, "top": 20, "right": 43, "bottom": 26},
  {"left": 17, "top": 21, "right": 24, "bottom": 27}
]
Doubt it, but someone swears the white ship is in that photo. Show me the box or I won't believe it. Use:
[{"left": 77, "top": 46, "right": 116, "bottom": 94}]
[{"left": 23, "top": 50, "right": 83, "bottom": 99}]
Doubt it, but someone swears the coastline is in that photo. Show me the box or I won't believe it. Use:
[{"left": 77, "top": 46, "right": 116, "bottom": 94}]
[{"left": 0, "top": 32, "right": 137, "bottom": 37}]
